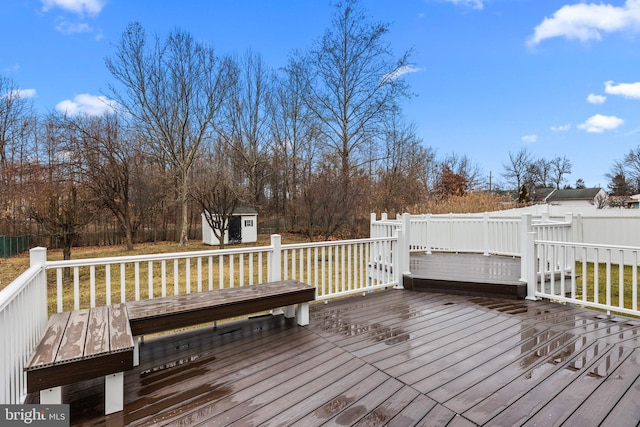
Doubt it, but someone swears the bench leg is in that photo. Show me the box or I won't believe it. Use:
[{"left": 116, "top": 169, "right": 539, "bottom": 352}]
[
  {"left": 40, "top": 386, "right": 62, "bottom": 404},
  {"left": 105, "top": 372, "right": 124, "bottom": 415},
  {"left": 284, "top": 304, "right": 295, "bottom": 319},
  {"left": 133, "top": 337, "right": 140, "bottom": 366},
  {"left": 295, "top": 302, "right": 309, "bottom": 326}
]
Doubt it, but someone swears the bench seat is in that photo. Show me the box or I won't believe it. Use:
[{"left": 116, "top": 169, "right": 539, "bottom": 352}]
[
  {"left": 24, "top": 304, "right": 134, "bottom": 415},
  {"left": 126, "top": 280, "right": 315, "bottom": 336}
]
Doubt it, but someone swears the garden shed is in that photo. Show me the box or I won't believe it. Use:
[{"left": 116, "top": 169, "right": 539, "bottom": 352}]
[{"left": 202, "top": 207, "right": 258, "bottom": 246}]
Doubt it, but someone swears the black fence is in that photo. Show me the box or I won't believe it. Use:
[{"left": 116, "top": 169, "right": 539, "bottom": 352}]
[{"left": 0, "top": 235, "right": 30, "bottom": 258}]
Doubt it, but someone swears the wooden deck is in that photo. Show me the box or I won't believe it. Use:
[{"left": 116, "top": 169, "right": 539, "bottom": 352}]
[
  {"left": 405, "top": 253, "right": 526, "bottom": 299},
  {"left": 30, "top": 289, "right": 640, "bottom": 426}
]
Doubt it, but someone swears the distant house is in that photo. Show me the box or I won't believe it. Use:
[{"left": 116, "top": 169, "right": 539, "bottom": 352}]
[
  {"left": 202, "top": 207, "right": 258, "bottom": 246},
  {"left": 627, "top": 194, "right": 640, "bottom": 209},
  {"left": 530, "top": 188, "right": 555, "bottom": 204},
  {"left": 541, "top": 188, "right": 607, "bottom": 207}
]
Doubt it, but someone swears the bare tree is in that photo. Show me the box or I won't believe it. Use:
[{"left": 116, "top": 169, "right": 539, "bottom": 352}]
[
  {"left": 549, "top": 156, "right": 572, "bottom": 189},
  {"left": 220, "top": 51, "right": 272, "bottom": 208},
  {"left": 502, "top": 148, "right": 532, "bottom": 191},
  {"left": 0, "top": 76, "right": 33, "bottom": 170},
  {"left": 440, "top": 152, "right": 484, "bottom": 191},
  {"left": 106, "top": 22, "right": 234, "bottom": 245},
  {"left": 0, "top": 76, "right": 36, "bottom": 234},
  {"left": 28, "top": 119, "right": 95, "bottom": 262},
  {"left": 376, "top": 110, "right": 428, "bottom": 212},
  {"left": 299, "top": 158, "right": 365, "bottom": 240},
  {"left": 527, "top": 158, "right": 551, "bottom": 189},
  {"left": 270, "top": 59, "right": 321, "bottom": 220},
  {"left": 302, "top": 0, "right": 412, "bottom": 179},
  {"left": 62, "top": 113, "right": 142, "bottom": 250}
]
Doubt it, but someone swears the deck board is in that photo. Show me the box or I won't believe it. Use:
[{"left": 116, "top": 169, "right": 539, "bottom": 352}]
[{"left": 31, "top": 288, "right": 640, "bottom": 426}]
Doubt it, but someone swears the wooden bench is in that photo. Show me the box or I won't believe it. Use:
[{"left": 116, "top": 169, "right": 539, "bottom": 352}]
[
  {"left": 24, "top": 304, "right": 134, "bottom": 415},
  {"left": 125, "top": 280, "right": 315, "bottom": 365}
]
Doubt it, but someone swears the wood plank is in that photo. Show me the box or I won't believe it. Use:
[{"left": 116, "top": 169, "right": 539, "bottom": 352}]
[
  {"left": 352, "top": 384, "right": 422, "bottom": 426},
  {"left": 226, "top": 357, "right": 368, "bottom": 426},
  {"left": 110, "top": 303, "right": 134, "bottom": 352},
  {"left": 153, "top": 346, "right": 350, "bottom": 426},
  {"left": 258, "top": 364, "right": 381, "bottom": 426},
  {"left": 465, "top": 340, "right": 620, "bottom": 425},
  {"left": 529, "top": 344, "right": 639, "bottom": 426},
  {"left": 386, "top": 393, "right": 438, "bottom": 427},
  {"left": 56, "top": 309, "right": 90, "bottom": 363},
  {"left": 84, "top": 306, "right": 109, "bottom": 358},
  {"left": 24, "top": 312, "right": 70, "bottom": 369},
  {"left": 293, "top": 369, "right": 395, "bottom": 426}
]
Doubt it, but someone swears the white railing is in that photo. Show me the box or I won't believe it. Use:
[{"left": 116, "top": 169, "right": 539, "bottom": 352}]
[
  {"left": 45, "top": 235, "right": 401, "bottom": 312},
  {"left": 526, "top": 238, "right": 640, "bottom": 317},
  {"left": 0, "top": 249, "right": 48, "bottom": 405},
  {"left": 0, "top": 234, "right": 401, "bottom": 404},
  {"left": 371, "top": 212, "right": 572, "bottom": 258}
]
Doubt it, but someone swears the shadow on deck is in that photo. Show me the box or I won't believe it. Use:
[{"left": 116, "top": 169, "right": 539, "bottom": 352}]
[{"left": 405, "top": 253, "right": 526, "bottom": 300}]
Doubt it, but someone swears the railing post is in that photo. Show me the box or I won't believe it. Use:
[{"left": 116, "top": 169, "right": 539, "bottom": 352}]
[
  {"left": 425, "top": 214, "right": 432, "bottom": 255},
  {"left": 30, "top": 247, "right": 48, "bottom": 315},
  {"left": 483, "top": 212, "right": 490, "bottom": 256},
  {"left": 520, "top": 214, "right": 531, "bottom": 281},
  {"left": 525, "top": 231, "right": 538, "bottom": 300},
  {"left": 269, "top": 234, "right": 281, "bottom": 282},
  {"left": 401, "top": 213, "right": 411, "bottom": 252},
  {"left": 370, "top": 213, "right": 377, "bottom": 238},
  {"left": 394, "top": 228, "right": 410, "bottom": 289}
]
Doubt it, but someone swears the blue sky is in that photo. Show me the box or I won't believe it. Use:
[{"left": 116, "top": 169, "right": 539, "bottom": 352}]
[{"left": 2, "top": 0, "right": 640, "bottom": 189}]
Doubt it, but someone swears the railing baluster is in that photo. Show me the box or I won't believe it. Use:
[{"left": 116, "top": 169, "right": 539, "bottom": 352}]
[
  {"left": 161, "top": 260, "right": 167, "bottom": 297},
  {"left": 90, "top": 266, "right": 96, "bottom": 308},
  {"left": 186, "top": 258, "right": 191, "bottom": 294},
  {"left": 219, "top": 255, "right": 224, "bottom": 289},
  {"left": 120, "top": 263, "right": 126, "bottom": 303},
  {"left": 208, "top": 256, "right": 213, "bottom": 290},
  {"left": 197, "top": 257, "right": 203, "bottom": 292},
  {"left": 148, "top": 261, "right": 153, "bottom": 299},
  {"left": 56, "top": 269, "right": 63, "bottom": 313},
  {"left": 173, "top": 259, "right": 179, "bottom": 295},
  {"left": 74, "top": 267, "right": 80, "bottom": 310},
  {"left": 134, "top": 262, "right": 140, "bottom": 301},
  {"left": 105, "top": 264, "right": 111, "bottom": 306}
]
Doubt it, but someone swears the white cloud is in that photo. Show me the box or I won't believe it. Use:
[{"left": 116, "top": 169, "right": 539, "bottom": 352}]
[
  {"left": 528, "top": 0, "right": 640, "bottom": 46},
  {"left": 522, "top": 134, "right": 538, "bottom": 143},
  {"left": 587, "top": 93, "right": 606, "bottom": 104},
  {"left": 577, "top": 114, "right": 624, "bottom": 133},
  {"left": 55, "top": 94, "right": 117, "bottom": 116},
  {"left": 440, "top": 0, "right": 484, "bottom": 9},
  {"left": 41, "top": 0, "right": 105, "bottom": 16},
  {"left": 55, "top": 20, "right": 93, "bottom": 35},
  {"left": 605, "top": 80, "right": 640, "bottom": 98},
  {"left": 4, "top": 88, "right": 37, "bottom": 99},
  {"left": 551, "top": 124, "right": 571, "bottom": 131},
  {"left": 382, "top": 65, "right": 421, "bottom": 83}
]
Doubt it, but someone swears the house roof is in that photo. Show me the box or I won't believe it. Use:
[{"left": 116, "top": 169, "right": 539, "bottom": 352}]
[
  {"left": 530, "top": 187, "right": 555, "bottom": 202},
  {"left": 545, "top": 188, "right": 603, "bottom": 201}
]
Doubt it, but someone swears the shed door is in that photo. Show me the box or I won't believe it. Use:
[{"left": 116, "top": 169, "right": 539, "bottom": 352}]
[{"left": 229, "top": 216, "right": 242, "bottom": 243}]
